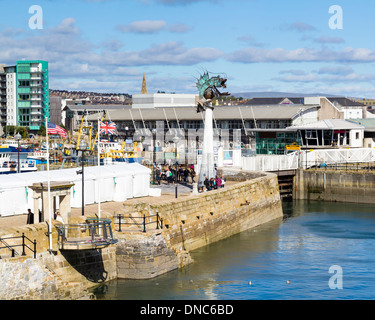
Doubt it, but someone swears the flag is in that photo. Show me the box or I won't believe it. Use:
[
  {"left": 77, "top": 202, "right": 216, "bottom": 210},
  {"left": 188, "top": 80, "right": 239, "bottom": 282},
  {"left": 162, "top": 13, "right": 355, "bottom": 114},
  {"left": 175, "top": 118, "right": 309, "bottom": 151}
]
[
  {"left": 47, "top": 122, "right": 67, "bottom": 138},
  {"left": 100, "top": 121, "right": 117, "bottom": 135}
]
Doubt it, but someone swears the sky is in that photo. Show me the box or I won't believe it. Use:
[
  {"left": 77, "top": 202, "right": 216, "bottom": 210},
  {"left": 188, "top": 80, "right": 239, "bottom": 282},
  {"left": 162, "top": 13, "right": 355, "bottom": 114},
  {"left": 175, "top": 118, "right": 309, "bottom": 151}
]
[{"left": 0, "top": 0, "right": 375, "bottom": 97}]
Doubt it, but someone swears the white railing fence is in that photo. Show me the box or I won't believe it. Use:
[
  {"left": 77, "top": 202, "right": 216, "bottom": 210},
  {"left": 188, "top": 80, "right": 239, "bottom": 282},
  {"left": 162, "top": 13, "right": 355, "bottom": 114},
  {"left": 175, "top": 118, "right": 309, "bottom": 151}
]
[
  {"left": 300, "top": 148, "right": 375, "bottom": 169},
  {"left": 240, "top": 148, "right": 375, "bottom": 172},
  {"left": 241, "top": 152, "right": 299, "bottom": 172}
]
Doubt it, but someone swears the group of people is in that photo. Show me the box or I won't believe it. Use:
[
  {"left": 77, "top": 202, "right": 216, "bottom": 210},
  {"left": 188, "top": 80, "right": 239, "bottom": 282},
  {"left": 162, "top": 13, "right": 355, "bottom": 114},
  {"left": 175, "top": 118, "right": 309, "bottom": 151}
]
[
  {"left": 155, "top": 164, "right": 196, "bottom": 185},
  {"left": 203, "top": 175, "right": 225, "bottom": 192},
  {"left": 26, "top": 208, "right": 64, "bottom": 224}
]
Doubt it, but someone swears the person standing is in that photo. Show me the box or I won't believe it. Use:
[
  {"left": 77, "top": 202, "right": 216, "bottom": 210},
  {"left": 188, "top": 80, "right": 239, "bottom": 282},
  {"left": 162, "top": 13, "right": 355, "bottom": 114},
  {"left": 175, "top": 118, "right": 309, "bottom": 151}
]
[
  {"left": 156, "top": 166, "right": 161, "bottom": 185},
  {"left": 191, "top": 169, "right": 196, "bottom": 184},
  {"left": 216, "top": 176, "right": 222, "bottom": 188},
  {"left": 221, "top": 175, "right": 225, "bottom": 188},
  {"left": 26, "top": 209, "right": 34, "bottom": 225},
  {"left": 204, "top": 176, "right": 211, "bottom": 191},
  {"left": 55, "top": 210, "right": 64, "bottom": 224}
]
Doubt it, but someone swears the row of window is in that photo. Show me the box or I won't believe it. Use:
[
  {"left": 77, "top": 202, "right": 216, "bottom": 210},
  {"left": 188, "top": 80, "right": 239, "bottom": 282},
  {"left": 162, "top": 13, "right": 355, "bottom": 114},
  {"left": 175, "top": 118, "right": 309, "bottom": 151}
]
[{"left": 118, "top": 120, "right": 293, "bottom": 130}]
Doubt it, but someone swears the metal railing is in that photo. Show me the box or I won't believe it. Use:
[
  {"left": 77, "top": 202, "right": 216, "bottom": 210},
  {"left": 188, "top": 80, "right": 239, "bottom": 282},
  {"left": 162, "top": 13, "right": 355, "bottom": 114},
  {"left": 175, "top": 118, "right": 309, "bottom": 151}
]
[
  {"left": 306, "top": 162, "right": 375, "bottom": 172},
  {"left": 56, "top": 218, "right": 117, "bottom": 250},
  {"left": 300, "top": 148, "right": 375, "bottom": 169},
  {"left": 115, "top": 212, "right": 163, "bottom": 232},
  {"left": 240, "top": 148, "right": 375, "bottom": 172},
  {"left": 0, "top": 233, "right": 37, "bottom": 259}
]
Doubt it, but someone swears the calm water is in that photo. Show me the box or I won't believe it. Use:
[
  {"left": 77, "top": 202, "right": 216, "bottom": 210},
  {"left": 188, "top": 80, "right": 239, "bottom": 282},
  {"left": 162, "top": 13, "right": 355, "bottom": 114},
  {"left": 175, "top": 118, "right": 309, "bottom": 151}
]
[{"left": 94, "top": 200, "right": 375, "bottom": 300}]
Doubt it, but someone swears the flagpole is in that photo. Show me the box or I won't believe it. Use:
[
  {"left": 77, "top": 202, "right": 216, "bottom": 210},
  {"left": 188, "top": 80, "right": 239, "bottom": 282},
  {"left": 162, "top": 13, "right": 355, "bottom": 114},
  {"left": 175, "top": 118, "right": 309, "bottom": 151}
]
[
  {"left": 97, "top": 118, "right": 101, "bottom": 220},
  {"left": 45, "top": 118, "right": 53, "bottom": 252}
]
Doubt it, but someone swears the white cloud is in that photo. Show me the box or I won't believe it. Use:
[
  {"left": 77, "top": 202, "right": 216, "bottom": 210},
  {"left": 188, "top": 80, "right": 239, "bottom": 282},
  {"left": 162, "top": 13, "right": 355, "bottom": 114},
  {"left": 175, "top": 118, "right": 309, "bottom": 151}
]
[
  {"left": 237, "top": 34, "right": 264, "bottom": 47},
  {"left": 0, "top": 18, "right": 223, "bottom": 95},
  {"left": 314, "top": 36, "right": 345, "bottom": 44},
  {"left": 280, "top": 22, "right": 316, "bottom": 32},
  {"left": 168, "top": 23, "right": 191, "bottom": 33},
  {"left": 317, "top": 66, "right": 353, "bottom": 75},
  {"left": 227, "top": 47, "right": 375, "bottom": 63},
  {"left": 273, "top": 74, "right": 319, "bottom": 83},
  {"left": 116, "top": 20, "right": 167, "bottom": 33},
  {"left": 116, "top": 20, "right": 191, "bottom": 34}
]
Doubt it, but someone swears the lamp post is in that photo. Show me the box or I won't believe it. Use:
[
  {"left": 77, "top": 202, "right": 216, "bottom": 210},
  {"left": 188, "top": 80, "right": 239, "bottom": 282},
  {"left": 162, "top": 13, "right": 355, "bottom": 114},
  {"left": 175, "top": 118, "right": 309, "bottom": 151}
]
[
  {"left": 77, "top": 140, "right": 88, "bottom": 216},
  {"left": 172, "top": 135, "right": 180, "bottom": 196},
  {"left": 14, "top": 132, "right": 22, "bottom": 173},
  {"left": 152, "top": 128, "right": 157, "bottom": 184}
]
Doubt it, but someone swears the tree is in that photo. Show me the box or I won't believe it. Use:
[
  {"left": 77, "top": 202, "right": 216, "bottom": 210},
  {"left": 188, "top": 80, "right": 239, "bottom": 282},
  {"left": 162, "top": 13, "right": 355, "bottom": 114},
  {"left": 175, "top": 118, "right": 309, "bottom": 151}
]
[{"left": 38, "top": 124, "right": 46, "bottom": 136}]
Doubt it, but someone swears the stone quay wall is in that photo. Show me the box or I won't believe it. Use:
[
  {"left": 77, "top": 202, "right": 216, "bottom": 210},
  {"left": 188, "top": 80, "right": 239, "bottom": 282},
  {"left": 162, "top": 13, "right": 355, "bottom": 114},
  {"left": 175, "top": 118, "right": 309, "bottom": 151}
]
[
  {"left": 0, "top": 170, "right": 283, "bottom": 298},
  {"left": 294, "top": 169, "right": 375, "bottom": 204},
  {"left": 115, "top": 170, "right": 283, "bottom": 279},
  {"left": 0, "top": 212, "right": 117, "bottom": 300}
]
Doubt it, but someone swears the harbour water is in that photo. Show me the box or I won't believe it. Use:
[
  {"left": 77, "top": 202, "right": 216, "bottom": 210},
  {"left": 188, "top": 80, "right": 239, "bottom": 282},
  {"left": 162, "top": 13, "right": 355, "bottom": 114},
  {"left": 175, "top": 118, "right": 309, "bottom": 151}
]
[{"left": 94, "top": 200, "right": 375, "bottom": 300}]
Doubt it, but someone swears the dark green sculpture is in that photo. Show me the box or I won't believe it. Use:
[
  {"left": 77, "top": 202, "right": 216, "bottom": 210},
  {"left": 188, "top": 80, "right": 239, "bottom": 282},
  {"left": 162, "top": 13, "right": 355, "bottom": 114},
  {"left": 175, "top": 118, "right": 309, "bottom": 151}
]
[{"left": 196, "top": 72, "right": 230, "bottom": 112}]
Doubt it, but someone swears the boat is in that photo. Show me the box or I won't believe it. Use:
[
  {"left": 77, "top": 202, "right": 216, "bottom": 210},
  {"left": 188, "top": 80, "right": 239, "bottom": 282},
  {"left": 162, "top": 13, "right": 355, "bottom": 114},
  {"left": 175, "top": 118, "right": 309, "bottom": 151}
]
[
  {"left": 98, "top": 139, "right": 143, "bottom": 163},
  {"left": 27, "top": 150, "right": 48, "bottom": 164},
  {"left": 0, "top": 147, "right": 37, "bottom": 174}
]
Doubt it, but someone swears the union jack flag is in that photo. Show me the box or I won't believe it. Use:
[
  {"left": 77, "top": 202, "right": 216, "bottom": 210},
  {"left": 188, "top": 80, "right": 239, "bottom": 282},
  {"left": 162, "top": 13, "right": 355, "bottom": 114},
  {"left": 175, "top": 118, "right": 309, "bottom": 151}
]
[
  {"left": 47, "top": 122, "right": 67, "bottom": 138},
  {"left": 99, "top": 121, "right": 117, "bottom": 135}
]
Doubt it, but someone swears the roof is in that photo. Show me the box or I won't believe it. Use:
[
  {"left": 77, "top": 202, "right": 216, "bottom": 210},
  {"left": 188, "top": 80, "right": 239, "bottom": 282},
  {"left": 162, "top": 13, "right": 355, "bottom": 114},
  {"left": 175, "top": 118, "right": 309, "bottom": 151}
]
[
  {"left": 286, "top": 119, "right": 364, "bottom": 130},
  {"left": 346, "top": 118, "right": 375, "bottom": 132},
  {"left": 327, "top": 97, "right": 365, "bottom": 107},
  {"left": 243, "top": 97, "right": 305, "bottom": 105},
  {"left": 85, "top": 104, "right": 319, "bottom": 122},
  {"left": 64, "top": 104, "right": 130, "bottom": 111}
]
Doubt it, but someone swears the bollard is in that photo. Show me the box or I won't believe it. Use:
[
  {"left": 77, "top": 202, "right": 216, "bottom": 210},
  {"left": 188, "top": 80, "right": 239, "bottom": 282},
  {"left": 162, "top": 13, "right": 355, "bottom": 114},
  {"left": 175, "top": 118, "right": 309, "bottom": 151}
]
[
  {"left": 21, "top": 233, "right": 26, "bottom": 256},
  {"left": 118, "top": 214, "right": 122, "bottom": 232}
]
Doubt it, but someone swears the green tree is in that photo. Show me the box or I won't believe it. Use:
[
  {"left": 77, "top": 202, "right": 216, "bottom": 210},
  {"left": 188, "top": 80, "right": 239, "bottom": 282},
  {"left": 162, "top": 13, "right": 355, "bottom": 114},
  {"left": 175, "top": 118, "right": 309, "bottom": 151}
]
[{"left": 38, "top": 124, "right": 46, "bottom": 136}]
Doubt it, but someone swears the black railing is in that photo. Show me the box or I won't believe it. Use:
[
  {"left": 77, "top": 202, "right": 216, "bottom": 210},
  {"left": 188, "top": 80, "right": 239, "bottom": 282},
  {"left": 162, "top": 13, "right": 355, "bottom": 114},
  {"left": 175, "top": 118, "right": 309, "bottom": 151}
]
[
  {"left": 115, "top": 213, "right": 163, "bottom": 233},
  {"left": 0, "top": 233, "right": 37, "bottom": 259}
]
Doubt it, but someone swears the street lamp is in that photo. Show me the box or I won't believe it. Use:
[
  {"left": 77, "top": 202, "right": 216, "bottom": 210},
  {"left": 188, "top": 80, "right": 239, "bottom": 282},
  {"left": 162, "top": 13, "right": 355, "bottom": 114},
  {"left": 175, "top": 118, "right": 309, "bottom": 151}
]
[
  {"left": 172, "top": 135, "right": 180, "bottom": 194},
  {"left": 14, "top": 132, "right": 22, "bottom": 173},
  {"left": 152, "top": 128, "right": 157, "bottom": 184},
  {"left": 76, "top": 140, "right": 88, "bottom": 216}
]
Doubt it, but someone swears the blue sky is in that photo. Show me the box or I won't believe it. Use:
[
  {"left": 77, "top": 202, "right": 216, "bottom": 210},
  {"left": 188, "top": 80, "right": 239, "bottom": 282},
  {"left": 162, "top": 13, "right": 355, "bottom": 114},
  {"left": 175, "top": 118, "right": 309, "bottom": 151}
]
[{"left": 1, "top": 0, "right": 375, "bottom": 97}]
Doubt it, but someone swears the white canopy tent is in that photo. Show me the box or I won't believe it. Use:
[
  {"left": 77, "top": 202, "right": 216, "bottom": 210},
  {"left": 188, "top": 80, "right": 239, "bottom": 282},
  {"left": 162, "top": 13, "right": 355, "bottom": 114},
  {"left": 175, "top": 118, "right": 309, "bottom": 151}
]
[{"left": 0, "top": 163, "right": 151, "bottom": 217}]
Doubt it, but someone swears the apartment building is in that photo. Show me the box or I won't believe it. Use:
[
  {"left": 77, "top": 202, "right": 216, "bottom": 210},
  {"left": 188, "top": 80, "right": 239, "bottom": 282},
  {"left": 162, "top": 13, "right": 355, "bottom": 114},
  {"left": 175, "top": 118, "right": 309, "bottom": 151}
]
[{"left": 0, "top": 60, "right": 49, "bottom": 133}]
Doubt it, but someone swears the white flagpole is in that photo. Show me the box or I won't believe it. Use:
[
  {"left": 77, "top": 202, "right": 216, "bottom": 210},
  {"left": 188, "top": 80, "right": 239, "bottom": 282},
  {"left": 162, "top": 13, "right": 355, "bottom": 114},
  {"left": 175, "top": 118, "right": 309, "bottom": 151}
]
[
  {"left": 45, "top": 118, "right": 53, "bottom": 252},
  {"left": 98, "top": 118, "right": 101, "bottom": 220}
]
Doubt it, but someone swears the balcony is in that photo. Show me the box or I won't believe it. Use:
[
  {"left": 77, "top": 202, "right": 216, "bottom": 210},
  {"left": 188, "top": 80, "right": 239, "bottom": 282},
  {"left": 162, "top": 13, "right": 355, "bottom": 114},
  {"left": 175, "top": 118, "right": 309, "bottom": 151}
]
[
  {"left": 29, "top": 68, "right": 43, "bottom": 73},
  {"left": 30, "top": 75, "right": 44, "bottom": 81}
]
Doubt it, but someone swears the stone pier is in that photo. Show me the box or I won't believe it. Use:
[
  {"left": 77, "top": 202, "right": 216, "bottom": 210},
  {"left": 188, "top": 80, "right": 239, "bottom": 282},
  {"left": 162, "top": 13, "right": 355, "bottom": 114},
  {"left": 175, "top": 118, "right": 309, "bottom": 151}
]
[{"left": 0, "top": 170, "right": 283, "bottom": 299}]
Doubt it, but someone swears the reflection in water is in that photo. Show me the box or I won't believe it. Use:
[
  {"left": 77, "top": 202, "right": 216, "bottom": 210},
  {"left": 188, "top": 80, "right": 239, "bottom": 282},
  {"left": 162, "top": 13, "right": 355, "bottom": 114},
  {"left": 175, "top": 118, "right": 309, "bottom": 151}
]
[{"left": 94, "top": 200, "right": 375, "bottom": 300}]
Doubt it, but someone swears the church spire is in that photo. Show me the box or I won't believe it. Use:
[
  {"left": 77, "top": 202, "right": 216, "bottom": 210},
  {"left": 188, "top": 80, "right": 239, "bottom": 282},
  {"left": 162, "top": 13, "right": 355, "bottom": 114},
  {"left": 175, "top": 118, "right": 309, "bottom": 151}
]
[{"left": 141, "top": 73, "right": 148, "bottom": 94}]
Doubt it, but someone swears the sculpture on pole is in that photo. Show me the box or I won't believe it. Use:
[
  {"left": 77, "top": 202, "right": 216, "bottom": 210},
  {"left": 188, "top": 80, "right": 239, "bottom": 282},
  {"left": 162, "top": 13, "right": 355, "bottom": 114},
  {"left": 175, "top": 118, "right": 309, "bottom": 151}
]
[{"left": 195, "top": 71, "right": 230, "bottom": 189}]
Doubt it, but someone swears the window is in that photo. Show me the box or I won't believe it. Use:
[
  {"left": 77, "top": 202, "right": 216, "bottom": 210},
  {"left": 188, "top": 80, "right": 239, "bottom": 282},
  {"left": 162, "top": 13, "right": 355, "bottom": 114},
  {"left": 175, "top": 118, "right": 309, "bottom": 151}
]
[{"left": 356, "top": 132, "right": 359, "bottom": 140}]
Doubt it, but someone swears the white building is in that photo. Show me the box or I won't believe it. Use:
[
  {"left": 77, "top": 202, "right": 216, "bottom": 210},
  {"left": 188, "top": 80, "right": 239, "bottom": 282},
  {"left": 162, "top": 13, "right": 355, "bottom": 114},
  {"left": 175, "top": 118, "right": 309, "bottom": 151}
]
[
  {"left": 287, "top": 119, "right": 364, "bottom": 148},
  {"left": 5, "top": 66, "right": 17, "bottom": 126},
  {"left": 326, "top": 97, "right": 366, "bottom": 120},
  {"left": 132, "top": 93, "right": 198, "bottom": 109}
]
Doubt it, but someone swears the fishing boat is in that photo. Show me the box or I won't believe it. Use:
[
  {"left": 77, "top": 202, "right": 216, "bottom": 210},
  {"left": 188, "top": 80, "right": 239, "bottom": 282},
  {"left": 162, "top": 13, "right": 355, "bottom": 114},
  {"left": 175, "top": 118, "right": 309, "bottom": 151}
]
[
  {"left": 98, "top": 139, "right": 143, "bottom": 163},
  {"left": 27, "top": 150, "right": 48, "bottom": 163}
]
